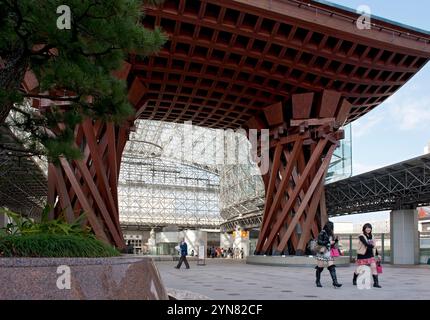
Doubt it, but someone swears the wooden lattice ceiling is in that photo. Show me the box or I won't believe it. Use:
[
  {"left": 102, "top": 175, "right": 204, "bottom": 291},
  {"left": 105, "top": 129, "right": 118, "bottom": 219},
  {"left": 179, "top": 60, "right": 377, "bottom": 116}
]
[{"left": 127, "top": 0, "right": 430, "bottom": 129}]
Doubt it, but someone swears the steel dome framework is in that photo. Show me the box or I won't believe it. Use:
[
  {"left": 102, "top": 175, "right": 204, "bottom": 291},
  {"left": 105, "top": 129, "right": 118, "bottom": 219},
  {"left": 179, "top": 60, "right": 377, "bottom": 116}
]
[{"left": 118, "top": 120, "right": 224, "bottom": 229}]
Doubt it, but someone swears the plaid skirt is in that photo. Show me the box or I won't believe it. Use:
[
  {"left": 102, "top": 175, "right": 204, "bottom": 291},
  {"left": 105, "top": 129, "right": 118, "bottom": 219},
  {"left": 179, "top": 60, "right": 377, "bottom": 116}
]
[
  {"left": 315, "top": 247, "right": 334, "bottom": 262},
  {"left": 356, "top": 257, "right": 376, "bottom": 265}
]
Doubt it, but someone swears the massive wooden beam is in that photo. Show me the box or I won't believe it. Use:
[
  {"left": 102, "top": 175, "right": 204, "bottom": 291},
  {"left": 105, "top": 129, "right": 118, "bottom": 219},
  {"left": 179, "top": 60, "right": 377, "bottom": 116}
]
[
  {"left": 246, "top": 90, "right": 349, "bottom": 256},
  {"left": 25, "top": 66, "right": 139, "bottom": 249},
  {"left": 45, "top": 121, "right": 129, "bottom": 248}
]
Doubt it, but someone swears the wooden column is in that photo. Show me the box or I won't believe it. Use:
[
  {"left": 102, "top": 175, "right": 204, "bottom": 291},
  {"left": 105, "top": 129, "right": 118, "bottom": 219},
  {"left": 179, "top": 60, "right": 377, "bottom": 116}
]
[
  {"left": 246, "top": 90, "right": 351, "bottom": 256},
  {"left": 26, "top": 63, "right": 149, "bottom": 249},
  {"left": 45, "top": 120, "right": 132, "bottom": 248}
]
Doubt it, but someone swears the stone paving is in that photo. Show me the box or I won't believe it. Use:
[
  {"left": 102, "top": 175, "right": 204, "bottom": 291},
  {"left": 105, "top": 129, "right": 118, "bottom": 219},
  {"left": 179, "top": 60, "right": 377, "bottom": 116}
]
[{"left": 155, "top": 259, "right": 430, "bottom": 300}]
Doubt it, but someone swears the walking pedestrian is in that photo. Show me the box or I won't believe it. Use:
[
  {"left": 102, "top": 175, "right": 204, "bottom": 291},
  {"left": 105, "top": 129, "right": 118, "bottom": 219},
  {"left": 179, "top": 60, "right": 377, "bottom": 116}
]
[
  {"left": 314, "top": 221, "right": 342, "bottom": 288},
  {"left": 352, "top": 223, "right": 382, "bottom": 288},
  {"left": 126, "top": 240, "right": 134, "bottom": 254},
  {"left": 175, "top": 238, "right": 190, "bottom": 269}
]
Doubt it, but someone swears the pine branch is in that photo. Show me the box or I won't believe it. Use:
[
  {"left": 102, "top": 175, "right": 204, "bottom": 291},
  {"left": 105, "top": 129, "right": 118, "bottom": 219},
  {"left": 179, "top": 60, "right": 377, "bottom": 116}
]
[
  {"left": 10, "top": 0, "right": 29, "bottom": 51},
  {"left": 74, "top": 1, "right": 102, "bottom": 23},
  {"left": 79, "top": 46, "right": 122, "bottom": 57},
  {"left": 1, "top": 0, "right": 167, "bottom": 163}
]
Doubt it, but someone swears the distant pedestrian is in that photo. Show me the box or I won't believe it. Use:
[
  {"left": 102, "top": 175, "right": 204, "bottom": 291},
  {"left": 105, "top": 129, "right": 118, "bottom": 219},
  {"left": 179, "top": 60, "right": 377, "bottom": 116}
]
[
  {"left": 175, "top": 238, "right": 190, "bottom": 269},
  {"left": 234, "top": 247, "right": 239, "bottom": 259},
  {"left": 240, "top": 248, "right": 244, "bottom": 259},
  {"left": 126, "top": 240, "right": 134, "bottom": 254},
  {"left": 190, "top": 250, "right": 195, "bottom": 256}
]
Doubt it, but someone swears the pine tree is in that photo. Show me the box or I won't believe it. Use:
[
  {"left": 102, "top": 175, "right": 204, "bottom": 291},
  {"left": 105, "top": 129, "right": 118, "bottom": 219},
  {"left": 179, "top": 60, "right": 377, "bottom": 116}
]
[{"left": 0, "top": 0, "right": 166, "bottom": 161}]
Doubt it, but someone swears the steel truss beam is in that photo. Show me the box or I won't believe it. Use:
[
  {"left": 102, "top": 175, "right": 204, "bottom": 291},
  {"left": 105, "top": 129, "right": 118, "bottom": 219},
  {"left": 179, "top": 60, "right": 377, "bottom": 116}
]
[
  {"left": 326, "top": 154, "right": 430, "bottom": 215},
  {"left": 220, "top": 213, "right": 263, "bottom": 233},
  {"left": 0, "top": 126, "right": 47, "bottom": 218}
]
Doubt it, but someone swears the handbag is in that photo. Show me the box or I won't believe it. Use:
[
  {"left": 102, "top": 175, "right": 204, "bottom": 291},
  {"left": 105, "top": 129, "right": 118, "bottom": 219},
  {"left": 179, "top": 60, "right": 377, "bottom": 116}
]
[
  {"left": 330, "top": 247, "right": 340, "bottom": 257},
  {"left": 376, "top": 261, "right": 383, "bottom": 274},
  {"left": 357, "top": 237, "right": 367, "bottom": 255}
]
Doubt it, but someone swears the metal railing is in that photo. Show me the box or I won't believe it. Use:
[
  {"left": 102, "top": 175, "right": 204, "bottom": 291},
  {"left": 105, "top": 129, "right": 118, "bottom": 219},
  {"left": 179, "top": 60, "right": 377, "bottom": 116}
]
[{"left": 337, "top": 232, "right": 430, "bottom": 264}]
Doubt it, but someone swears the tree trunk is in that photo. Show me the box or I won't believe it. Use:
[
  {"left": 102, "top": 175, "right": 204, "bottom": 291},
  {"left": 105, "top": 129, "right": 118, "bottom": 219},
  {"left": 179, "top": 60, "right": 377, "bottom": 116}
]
[{"left": 0, "top": 45, "right": 29, "bottom": 123}]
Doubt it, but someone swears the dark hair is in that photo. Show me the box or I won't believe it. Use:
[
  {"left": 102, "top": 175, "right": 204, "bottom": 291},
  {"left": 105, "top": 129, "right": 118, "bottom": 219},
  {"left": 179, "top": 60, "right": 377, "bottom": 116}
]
[
  {"left": 362, "top": 223, "right": 373, "bottom": 236},
  {"left": 323, "top": 221, "right": 334, "bottom": 237}
]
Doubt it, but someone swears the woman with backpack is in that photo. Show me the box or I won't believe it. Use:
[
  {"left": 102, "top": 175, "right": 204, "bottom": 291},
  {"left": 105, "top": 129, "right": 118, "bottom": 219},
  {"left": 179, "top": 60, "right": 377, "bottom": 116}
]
[
  {"left": 314, "top": 221, "right": 342, "bottom": 288},
  {"left": 352, "top": 223, "right": 382, "bottom": 288}
]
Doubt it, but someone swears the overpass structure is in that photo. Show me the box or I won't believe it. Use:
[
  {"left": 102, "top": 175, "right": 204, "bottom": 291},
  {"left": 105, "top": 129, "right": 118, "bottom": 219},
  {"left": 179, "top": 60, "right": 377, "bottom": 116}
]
[
  {"left": 326, "top": 154, "right": 430, "bottom": 215},
  {"left": 16, "top": 0, "right": 430, "bottom": 256},
  {"left": 325, "top": 154, "right": 430, "bottom": 264}
]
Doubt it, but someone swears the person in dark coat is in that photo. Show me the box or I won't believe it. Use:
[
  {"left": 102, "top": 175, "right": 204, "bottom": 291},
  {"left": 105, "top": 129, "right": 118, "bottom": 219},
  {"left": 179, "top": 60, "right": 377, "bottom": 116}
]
[
  {"left": 314, "top": 221, "right": 342, "bottom": 288},
  {"left": 175, "top": 238, "right": 190, "bottom": 269},
  {"left": 126, "top": 240, "right": 134, "bottom": 254}
]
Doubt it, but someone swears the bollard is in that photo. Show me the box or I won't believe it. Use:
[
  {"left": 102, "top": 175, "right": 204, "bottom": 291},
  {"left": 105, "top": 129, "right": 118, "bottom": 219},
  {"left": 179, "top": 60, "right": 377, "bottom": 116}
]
[{"left": 381, "top": 234, "right": 385, "bottom": 264}]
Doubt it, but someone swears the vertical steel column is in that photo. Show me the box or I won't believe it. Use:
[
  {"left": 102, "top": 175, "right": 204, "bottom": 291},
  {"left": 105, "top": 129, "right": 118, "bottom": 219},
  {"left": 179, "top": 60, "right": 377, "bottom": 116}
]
[{"left": 381, "top": 233, "right": 385, "bottom": 264}]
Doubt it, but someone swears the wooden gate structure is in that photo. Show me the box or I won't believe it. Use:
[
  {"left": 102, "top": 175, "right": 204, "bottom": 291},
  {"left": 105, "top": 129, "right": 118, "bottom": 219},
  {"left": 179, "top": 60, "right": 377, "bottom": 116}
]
[{"left": 23, "top": 0, "right": 430, "bottom": 253}]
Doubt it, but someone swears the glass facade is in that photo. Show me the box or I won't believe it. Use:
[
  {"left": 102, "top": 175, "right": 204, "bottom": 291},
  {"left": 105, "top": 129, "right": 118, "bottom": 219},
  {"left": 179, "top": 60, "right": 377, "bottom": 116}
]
[{"left": 326, "top": 124, "right": 353, "bottom": 183}]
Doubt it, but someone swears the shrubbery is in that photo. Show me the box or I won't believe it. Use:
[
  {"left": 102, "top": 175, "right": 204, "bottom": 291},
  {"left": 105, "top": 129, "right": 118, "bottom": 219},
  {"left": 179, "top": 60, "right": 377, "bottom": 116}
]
[
  {"left": 0, "top": 206, "right": 120, "bottom": 257},
  {"left": 0, "top": 234, "right": 120, "bottom": 257}
]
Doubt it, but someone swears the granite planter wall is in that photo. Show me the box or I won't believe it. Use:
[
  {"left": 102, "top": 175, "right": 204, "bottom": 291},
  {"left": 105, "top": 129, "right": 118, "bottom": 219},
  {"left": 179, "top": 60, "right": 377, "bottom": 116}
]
[{"left": 0, "top": 256, "right": 168, "bottom": 300}]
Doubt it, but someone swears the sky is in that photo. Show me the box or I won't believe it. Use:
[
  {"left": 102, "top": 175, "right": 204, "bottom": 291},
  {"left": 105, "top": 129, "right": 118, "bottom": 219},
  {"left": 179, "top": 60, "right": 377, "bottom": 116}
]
[{"left": 327, "top": 1, "right": 430, "bottom": 223}]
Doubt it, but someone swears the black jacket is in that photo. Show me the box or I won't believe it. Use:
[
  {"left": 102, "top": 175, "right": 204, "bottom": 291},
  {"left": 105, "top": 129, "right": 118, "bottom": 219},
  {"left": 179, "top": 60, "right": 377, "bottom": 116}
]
[{"left": 317, "top": 230, "right": 331, "bottom": 248}]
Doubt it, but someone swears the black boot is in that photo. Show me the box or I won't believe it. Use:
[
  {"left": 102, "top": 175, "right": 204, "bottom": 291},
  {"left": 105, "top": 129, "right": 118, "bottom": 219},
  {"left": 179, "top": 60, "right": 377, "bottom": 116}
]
[
  {"left": 373, "top": 275, "right": 382, "bottom": 288},
  {"left": 353, "top": 273, "right": 358, "bottom": 286},
  {"left": 328, "top": 265, "right": 342, "bottom": 288},
  {"left": 315, "top": 267, "right": 324, "bottom": 288}
]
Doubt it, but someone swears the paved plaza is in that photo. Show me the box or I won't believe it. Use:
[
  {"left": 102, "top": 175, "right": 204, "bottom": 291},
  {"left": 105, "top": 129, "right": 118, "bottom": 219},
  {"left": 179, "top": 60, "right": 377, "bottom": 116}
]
[{"left": 156, "top": 259, "right": 430, "bottom": 300}]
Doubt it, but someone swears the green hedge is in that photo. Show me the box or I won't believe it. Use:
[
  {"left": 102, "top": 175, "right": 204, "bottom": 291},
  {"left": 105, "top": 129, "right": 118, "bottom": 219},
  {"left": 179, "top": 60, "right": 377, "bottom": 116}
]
[{"left": 0, "top": 234, "right": 120, "bottom": 258}]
